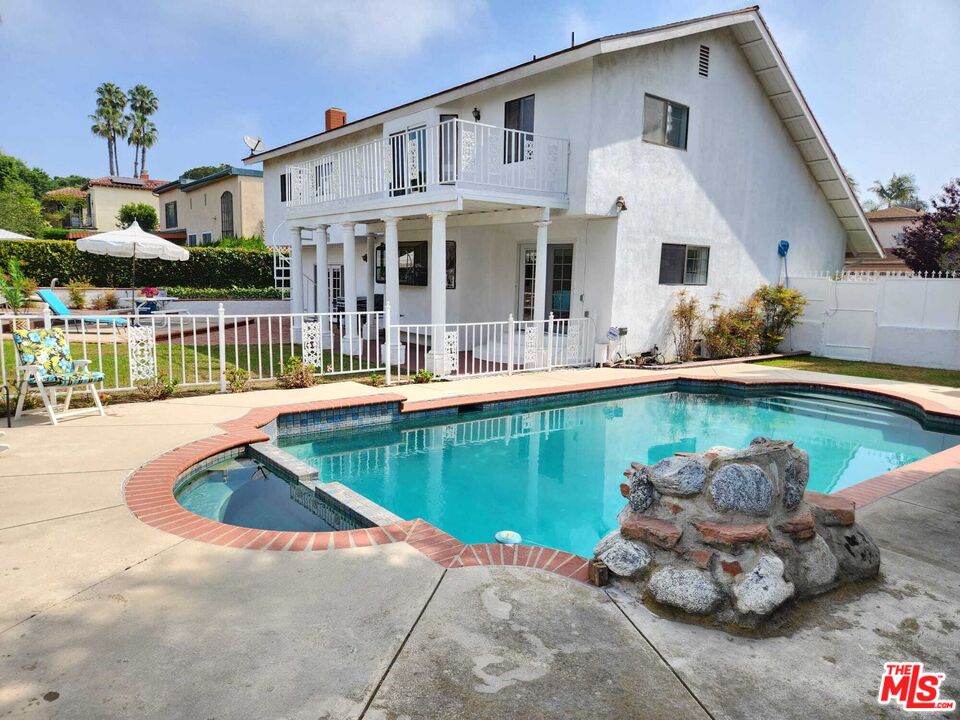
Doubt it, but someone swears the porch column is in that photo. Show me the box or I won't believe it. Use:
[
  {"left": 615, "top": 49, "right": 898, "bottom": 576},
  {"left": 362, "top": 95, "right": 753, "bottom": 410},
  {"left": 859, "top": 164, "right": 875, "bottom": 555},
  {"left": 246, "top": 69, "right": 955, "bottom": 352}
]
[
  {"left": 426, "top": 211, "right": 448, "bottom": 374},
  {"left": 381, "top": 217, "right": 406, "bottom": 364},
  {"left": 364, "top": 232, "right": 377, "bottom": 340},
  {"left": 340, "top": 221, "right": 361, "bottom": 354},
  {"left": 313, "top": 223, "right": 331, "bottom": 348},
  {"left": 288, "top": 225, "right": 304, "bottom": 337},
  {"left": 533, "top": 207, "right": 551, "bottom": 322}
]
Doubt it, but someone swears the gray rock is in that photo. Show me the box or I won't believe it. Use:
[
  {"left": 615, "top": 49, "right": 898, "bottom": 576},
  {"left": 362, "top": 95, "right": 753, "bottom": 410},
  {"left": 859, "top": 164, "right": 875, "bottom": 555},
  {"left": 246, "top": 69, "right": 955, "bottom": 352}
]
[
  {"left": 820, "top": 523, "right": 881, "bottom": 581},
  {"left": 649, "top": 456, "right": 707, "bottom": 497},
  {"left": 705, "top": 445, "right": 738, "bottom": 458},
  {"left": 626, "top": 465, "right": 658, "bottom": 512},
  {"left": 794, "top": 534, "right": 838, "bottom": 596},
  {"left": 733, "top": 554, "right": 795, "bottom": 616},
  {"left": 647, "top": 566, "right": 723, "bottom": 615},
  {"left": 710, "top": 463, "right": 774, "bottom": 515},
  {"left": 782, "top": 452, "right": 809, "bottom": 510},
  {"left": 593, "top": 531, "right": 653, "bottom": 578}
]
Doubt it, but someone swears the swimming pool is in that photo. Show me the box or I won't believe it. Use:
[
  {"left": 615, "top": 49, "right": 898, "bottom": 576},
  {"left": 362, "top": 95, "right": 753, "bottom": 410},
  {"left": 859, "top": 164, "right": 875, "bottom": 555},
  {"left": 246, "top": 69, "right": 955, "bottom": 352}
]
[{"left": 279, "top": 388, "right": 960, "bottom": 557}]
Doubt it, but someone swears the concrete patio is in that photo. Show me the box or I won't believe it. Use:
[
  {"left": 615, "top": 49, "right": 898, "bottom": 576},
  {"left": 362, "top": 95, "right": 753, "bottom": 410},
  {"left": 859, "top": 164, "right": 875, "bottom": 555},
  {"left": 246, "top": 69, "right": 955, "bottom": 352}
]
[{"left": 1, "top": 364, "right": 958, "bottom": 718}]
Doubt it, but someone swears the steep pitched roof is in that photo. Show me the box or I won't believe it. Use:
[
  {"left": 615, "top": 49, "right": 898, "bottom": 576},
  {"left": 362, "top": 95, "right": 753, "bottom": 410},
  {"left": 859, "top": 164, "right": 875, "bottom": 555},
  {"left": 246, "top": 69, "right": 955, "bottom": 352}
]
[{"left": 244, "top": 5, "right": 880, "bottom": 257}]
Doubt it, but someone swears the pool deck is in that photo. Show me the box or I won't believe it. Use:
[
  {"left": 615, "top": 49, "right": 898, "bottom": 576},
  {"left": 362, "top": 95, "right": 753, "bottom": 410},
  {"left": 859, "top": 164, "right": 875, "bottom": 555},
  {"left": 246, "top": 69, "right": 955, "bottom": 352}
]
[{"left": 1, "top": 363, "right": 959, "bottom": 718}]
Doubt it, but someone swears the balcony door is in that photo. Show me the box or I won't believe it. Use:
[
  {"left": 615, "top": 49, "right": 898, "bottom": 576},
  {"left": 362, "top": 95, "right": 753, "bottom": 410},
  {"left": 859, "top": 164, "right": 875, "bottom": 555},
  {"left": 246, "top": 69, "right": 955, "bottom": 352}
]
[
  {"left": 438, "top": 114, "right": 458, "bottom": 184},
  {"left": 517, "top": 243, "right": 573, "bottom": 321},
  {"left": 504, "top": 94, "right": 534, "bottom": 164},
  {"left": 389, "top": 125, "right": 427, "bottom": 196}
]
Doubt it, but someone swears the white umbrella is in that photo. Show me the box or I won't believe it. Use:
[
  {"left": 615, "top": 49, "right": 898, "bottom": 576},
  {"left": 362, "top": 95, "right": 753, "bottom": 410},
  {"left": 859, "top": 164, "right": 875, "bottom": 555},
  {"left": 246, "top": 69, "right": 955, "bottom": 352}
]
[{"left": 76, "top": 221, "right": 189, "bottom": 315}]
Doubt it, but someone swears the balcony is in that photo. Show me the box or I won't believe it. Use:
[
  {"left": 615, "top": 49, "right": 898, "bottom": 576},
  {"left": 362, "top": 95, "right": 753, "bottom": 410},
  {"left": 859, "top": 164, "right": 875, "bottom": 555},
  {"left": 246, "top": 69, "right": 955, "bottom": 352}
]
[{"left": 283, "top": 118, "right": 569, "bottom": 213}]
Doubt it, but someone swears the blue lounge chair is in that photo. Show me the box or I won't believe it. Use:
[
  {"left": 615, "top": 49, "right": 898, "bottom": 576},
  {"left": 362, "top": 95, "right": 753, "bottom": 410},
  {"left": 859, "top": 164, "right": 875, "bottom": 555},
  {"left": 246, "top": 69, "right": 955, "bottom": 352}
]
[{"left": 37, "top": 289, "right": 128, "bottom": 327}]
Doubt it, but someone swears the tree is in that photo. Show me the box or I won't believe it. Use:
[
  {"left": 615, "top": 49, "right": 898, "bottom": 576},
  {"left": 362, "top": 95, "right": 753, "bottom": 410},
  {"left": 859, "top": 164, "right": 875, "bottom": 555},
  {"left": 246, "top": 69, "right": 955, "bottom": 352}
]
[
  {"left": 0, "top": 153, "right": 53, "bottom": 199},
  {"left": 116, "top": 202, "right": 158, "bottom": 231},
  {"left": 90, "top": 83, "right": 128, "bottom": 175},
  {"left": 869, "top": 173, "right": 926, "bottom": 210},
  {"left": 126, "top": 85, "right": 159, "bottom": 176},
  {"left": 181, "top": 163, "right": 230, "bottom": 180},
  {"left": 892, "top": 179, "right": 960, "bottom": 273},
  {"left": 0, "top": 181, "right": 46, "bottom": 237}
]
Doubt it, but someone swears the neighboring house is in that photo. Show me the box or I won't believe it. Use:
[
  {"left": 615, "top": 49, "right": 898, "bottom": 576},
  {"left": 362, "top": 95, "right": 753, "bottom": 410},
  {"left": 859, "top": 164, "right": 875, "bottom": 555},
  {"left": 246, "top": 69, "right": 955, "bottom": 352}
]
[
  {"left": 153, "top": 167, "right": 265, "bottom": 246},
  {"left": 844, "top": 207, "right": 920, "bottom": 273},
  {"left": 245, "top": 7, "right": 881, "bottom": 366},
  {"left": 81, "top": 173, "right": 169, "bottom": 232},
  {"left": 42, "top": 187, "right": 89, "bottom": 228}
]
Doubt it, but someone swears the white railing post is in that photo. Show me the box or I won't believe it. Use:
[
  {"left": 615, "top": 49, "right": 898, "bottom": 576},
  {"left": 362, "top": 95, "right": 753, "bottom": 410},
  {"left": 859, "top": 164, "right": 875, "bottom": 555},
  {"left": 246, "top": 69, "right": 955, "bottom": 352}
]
[
  {"left": 384, "top": 302, "right": 392, "bottom": 386},
  {"left": 546, "top": 312, "right": 555, "bottom": 371},
  {"left": 43, "top": 306, "right": 52, "bottom": 330},
  {"left": 217, "top": 303, "right": 227, "bottom": 393},
  {"left": 507, "top": 313, "right": 515, "bottom": 375}
]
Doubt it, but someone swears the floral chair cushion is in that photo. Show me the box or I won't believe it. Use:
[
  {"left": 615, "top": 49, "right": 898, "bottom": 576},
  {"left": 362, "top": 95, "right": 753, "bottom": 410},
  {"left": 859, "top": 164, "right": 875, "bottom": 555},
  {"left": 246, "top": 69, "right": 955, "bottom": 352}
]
[{"left": 12, "top": 327, "right": 104, "bottom": 386}]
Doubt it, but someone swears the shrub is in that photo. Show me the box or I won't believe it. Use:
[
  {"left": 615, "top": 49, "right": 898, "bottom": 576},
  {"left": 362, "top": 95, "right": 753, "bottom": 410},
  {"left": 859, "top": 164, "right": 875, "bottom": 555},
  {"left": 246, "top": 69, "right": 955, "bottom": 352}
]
[
  {"left": 40, "top": 228, "right": 71, "bottom": 240},
  {"left": 0, "top": 240, "right": 274, "bottom": 288},
  {"left": 213, "top": 236, "right": 266, "bottom": 250},
  {"left": 0, "top": 258, "right": 37, "bottom": 314},
  {"left": 66, "top": 277, "right": 92, "bottom": 309},
  {"left": 702, "top": 293, "right": 763, "bottom": 359},
  {"left": 225, "top": 366, "right": 250, "bottom": 393},
  {"left": 162, "top": 286, "right": 282, "bottom": 300},
  {"left": 136, "top": 373, "right": 178, "bottom": 401},
  {"left": 671, "top": 290, "right": 702, "bottom": 362},
  {"left": 116, "top": 202, "right": 158, "bottom": 231},
  {"left": 752, "top": 285, "right": 806, "bottom": 353},
  {"left": 368, "top": 372, "right": 385, "bottom": 387},
  {"left": 412, "top": 369, "right": 434, "bottom": 384},
  {"left": 277, "top": 356, "right": 316, "bottom": 389}
]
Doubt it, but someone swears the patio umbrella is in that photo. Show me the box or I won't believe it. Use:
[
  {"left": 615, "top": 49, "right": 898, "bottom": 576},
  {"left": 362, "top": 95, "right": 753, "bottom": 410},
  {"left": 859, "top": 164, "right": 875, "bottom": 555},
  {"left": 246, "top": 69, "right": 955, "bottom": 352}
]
[{"left": 76, "top": 221, "right": 188, "bottom": 316}]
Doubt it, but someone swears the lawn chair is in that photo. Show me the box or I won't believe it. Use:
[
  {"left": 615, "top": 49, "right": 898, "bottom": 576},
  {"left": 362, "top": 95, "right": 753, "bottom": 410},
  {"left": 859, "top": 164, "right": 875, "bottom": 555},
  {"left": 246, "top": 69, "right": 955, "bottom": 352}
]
[
  {"left": 36, "top": 289, "right": 128, "bottom": 327},
  {"left": 12, "top": 327, "right": 105, "bottom": 425}
]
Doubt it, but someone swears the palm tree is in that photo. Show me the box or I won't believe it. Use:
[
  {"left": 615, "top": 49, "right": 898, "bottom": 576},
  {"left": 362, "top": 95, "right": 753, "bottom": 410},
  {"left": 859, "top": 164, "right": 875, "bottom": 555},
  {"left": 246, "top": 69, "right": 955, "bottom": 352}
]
[
  {"left": 869, "top": 173, "right": 926, "bottom": 210},
  {"left": 126, "top": 85, "right": 159, "bottom": 176},
  {"left": 89, "top": 83, "right": 128, "bottom": 175}
]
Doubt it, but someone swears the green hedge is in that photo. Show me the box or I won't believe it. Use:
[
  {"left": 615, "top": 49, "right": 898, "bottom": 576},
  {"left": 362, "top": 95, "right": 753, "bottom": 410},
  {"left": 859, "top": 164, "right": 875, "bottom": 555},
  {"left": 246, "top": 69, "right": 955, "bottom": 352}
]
[
  {"left": 0, "top": 240, "right": 274, "bottom": 288},
  {"left": 162, "top": 286, "right": 283, "bottom": 300},
  {"left": 40, "top": 228, "right": 71, "bottom": 240}
]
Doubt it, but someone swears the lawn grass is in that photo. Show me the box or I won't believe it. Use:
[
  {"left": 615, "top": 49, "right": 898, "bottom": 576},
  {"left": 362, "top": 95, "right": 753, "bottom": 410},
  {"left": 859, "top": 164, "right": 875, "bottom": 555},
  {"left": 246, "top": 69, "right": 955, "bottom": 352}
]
[
  {"left": 756, "top": 355, "right": 960, "bottom": 388},
  {"left": 2, "top": 339, "right": 387, "bottom": 392}
]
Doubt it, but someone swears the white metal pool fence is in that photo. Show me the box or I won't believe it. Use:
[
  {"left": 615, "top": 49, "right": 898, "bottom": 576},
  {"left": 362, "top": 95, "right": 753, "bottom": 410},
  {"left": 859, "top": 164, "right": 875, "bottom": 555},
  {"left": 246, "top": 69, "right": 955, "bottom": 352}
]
[{"left": 0, "top": 304, "right": 595, "bottom": 395}]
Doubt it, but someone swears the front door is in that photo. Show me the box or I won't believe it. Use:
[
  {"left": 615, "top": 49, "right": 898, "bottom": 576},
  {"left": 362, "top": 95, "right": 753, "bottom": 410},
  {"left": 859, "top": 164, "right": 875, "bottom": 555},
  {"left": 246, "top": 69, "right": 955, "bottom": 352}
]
[{"left": 517, "top": 244, "right": 574, "bottom": 321}]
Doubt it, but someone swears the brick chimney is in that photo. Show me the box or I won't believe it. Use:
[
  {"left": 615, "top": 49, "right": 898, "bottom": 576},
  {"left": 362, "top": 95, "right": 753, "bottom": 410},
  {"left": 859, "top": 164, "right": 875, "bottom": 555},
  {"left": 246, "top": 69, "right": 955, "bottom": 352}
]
[
  {"left": 139, "top": 171, "right": 150, "bottom": 180},
  {"left": 325, "top": 108, "right": 347, "bottom": 131}
]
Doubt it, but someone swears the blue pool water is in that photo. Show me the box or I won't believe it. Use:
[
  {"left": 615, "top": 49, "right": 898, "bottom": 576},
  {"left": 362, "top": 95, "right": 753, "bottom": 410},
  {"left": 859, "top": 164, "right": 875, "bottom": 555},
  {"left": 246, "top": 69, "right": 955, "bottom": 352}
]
[
  {"left": 176, "top": 458, "right": 335, "bottom": 532},
  {"left": 280, "top": 389, "right": 959, "bottom": 557}
]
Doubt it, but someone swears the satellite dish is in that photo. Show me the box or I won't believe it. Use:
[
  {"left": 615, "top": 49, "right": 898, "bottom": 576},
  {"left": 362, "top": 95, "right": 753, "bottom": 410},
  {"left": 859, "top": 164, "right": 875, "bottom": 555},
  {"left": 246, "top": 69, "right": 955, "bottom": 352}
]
[{"left": 243, "top": 135, "right": 265, "bottom": 154}]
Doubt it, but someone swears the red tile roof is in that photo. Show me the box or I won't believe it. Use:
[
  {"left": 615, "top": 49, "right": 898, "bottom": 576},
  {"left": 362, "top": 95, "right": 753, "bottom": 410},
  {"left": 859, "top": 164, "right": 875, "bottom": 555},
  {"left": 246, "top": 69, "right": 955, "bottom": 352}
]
[{"left": 85, "top": 175, "right": 170, "bottom": 191}]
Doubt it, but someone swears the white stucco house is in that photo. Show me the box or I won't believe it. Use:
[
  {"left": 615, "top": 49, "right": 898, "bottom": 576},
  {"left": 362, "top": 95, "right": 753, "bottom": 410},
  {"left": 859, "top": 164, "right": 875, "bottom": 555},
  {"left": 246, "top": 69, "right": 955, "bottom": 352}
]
[{"left": 244, "top": 6, "right": 881, "bottom": 370}]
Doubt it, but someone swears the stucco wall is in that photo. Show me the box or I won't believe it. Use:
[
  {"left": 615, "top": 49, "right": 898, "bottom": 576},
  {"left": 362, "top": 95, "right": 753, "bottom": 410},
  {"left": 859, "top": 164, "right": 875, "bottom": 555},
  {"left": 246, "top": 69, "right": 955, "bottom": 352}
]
[
  {"left": 89, "top": 186, "right": 160, "bottom": 231},
  {"left": 869, "top": 218, "right": 916, "bottom": 251},
  {"left": 158, "top": 175, "right": 264, "bottom": 243},
  {"left": 586, "top": 28, "right": 847, "bottom": 353}
]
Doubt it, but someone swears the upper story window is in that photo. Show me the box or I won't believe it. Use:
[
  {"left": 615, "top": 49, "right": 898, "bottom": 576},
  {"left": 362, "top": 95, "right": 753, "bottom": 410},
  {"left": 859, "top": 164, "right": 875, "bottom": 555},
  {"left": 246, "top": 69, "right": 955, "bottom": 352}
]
[
  {"left": 658, "top": 243, "right": 709, "bottom": 285},
  {"left": 504, "top": 94, "right": 534, "bottom": 164},
  {"left": 164, "top": 201, "right": 178, "bottom": 229},
  {"left": 643, "top": 94, "right": 689, "bottom": 150}
]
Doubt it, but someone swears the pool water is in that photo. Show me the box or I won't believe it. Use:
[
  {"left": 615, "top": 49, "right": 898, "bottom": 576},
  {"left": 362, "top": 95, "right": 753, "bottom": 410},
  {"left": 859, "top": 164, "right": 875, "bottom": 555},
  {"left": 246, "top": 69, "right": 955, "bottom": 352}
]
[
  {"left": 176, "top": 458, "right": 336, "bottom": 532},
  {"left": 281, "top": 390, "right": 959, "bottom": 557}
]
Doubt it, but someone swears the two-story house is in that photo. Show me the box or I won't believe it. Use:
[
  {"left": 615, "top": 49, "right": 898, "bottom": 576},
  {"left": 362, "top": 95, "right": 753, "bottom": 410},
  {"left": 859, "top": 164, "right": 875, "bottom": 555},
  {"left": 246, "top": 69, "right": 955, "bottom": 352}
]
[
  {"left": 153, "top": 167, "right": 265, "bottom": 245},
  {"left": 244, "top": 7, "right": 881, "bottom": 370},
  {"left": 80, "top": 174, "right": 169, "bottom": 232}
]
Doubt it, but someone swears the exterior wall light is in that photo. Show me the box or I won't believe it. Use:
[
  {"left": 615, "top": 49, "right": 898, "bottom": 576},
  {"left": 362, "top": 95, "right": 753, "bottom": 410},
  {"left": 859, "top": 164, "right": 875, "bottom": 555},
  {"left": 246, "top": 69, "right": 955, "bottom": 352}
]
[
  {"left": 472, "top": 107, "right": 481, "bottom": 122},
  {"left": 616, "top": 196, "right": 628, "bottom": 212}
]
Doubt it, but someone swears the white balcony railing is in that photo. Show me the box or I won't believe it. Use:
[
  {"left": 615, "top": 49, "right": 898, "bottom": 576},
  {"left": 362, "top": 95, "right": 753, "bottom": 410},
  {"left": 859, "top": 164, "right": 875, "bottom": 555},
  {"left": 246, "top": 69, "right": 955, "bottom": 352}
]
[{"left": 284, "top": 119, "right": 569, "bottom": 209}]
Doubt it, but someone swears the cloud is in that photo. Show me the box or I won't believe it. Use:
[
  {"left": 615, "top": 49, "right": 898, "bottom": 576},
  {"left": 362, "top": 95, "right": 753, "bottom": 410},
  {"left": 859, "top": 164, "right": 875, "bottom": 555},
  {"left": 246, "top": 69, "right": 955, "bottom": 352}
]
[{"left": 162, "top": 0, "right": 486, "bottom": 63}]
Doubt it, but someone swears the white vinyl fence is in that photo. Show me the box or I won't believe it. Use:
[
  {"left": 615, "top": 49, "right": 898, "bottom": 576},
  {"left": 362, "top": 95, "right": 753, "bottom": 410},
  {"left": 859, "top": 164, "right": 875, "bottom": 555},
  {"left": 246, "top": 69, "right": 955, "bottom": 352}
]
[
  {"left": 0, "top": 304, "right": 595, "bottom": 395},
  {"left": 789, "top": 273, "right": 960, "bottom": 369}
]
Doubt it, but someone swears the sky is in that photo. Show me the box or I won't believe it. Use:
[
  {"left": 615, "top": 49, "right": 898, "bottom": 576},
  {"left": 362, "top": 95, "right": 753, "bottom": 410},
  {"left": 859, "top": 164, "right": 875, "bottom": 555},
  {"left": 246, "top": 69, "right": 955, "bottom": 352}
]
[{"left": 0, "top": 0, "right": 956, "bottom": 201}]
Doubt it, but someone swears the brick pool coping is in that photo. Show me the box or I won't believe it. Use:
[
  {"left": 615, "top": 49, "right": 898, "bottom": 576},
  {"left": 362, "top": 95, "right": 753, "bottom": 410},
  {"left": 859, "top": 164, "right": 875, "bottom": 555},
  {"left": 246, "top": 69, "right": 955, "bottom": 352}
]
[{"left": 123, "top": 373, "right": 960, "bottom": 584}]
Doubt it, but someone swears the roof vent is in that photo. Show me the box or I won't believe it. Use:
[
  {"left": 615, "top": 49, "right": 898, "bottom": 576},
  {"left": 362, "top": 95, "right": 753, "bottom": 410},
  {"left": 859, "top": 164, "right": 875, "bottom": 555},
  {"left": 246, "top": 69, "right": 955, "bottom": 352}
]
[{"left": 698, "top": 45, "right": 710, "bottom": 77}]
